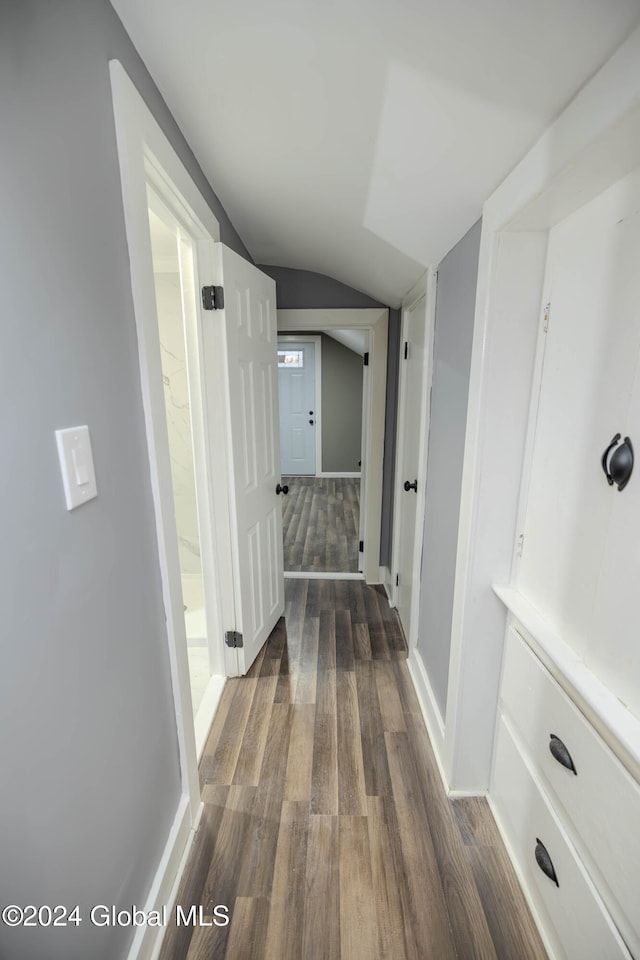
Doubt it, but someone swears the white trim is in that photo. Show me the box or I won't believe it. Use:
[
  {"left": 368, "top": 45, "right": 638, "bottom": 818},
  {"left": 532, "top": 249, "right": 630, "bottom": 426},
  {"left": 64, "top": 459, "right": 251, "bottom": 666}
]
[
  {"left": 194, "top": 675, "right": 226, "bottom": 761},
  {"left": 110, "top": 59, "right": 204, "bottom": 825},
  {"left": 317, "top": 471, "right": 361, "bottom": 478},
  {"left": 277, "top": 335, "right": 322, "bottom": 475},
  {"left": 110, "top": 62, "right": 230, "bottom": 954},
  {"left": 284, "top": 570, "right": 365, "bottom": 581},
  {"left": 444, "top": 24, "right": 640, "bottom": 792},
  {"left": 390, "top": 270, "right": 436, "bottom": 646},
  {"left": 126, "top": 795, "right": 203, "bottom": 960},
  {"left": 406, "top": 651, "right": 446, "bottom": 779},
  {"left": 278, "top": 308, "right": 387, "bottom": 583}
]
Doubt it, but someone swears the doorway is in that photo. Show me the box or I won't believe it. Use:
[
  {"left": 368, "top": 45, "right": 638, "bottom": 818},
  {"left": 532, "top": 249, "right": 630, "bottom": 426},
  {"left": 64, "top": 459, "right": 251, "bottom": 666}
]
[
  {"left": 278, "top": 332, "right": 363, "bottom": 575},
  {"left": 277, "top": 308, "right": 388, "bottom": 583},
  {"left": 147, "top": 193, "right": 215, "bottom": 731},
  {"left": 391, "top": 271, "right": 436, "bottom": 646}
]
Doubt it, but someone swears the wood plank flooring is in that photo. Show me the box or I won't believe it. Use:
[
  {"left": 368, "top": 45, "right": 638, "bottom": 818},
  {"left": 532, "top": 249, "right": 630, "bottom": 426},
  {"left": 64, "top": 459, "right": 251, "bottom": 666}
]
[
  {"left": 282, "top": 477, "right": 360, "bottom": 573},
  {"left": 159, "top": 580, "right": 547, "bottom": 960}
]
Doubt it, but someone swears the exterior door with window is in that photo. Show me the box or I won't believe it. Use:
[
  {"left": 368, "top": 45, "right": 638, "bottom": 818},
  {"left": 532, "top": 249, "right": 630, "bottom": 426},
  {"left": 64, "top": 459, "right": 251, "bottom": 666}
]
[{"left": 278, "top": 340, "right": 316, "bottom": 475}]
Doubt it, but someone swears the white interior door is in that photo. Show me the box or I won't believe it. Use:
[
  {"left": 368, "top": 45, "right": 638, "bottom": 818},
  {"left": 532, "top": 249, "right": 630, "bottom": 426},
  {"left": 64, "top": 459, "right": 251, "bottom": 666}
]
[
  {"left": 395, "top": 292, "right": 429, "bottom": 641},
  {"left": 278, "top": 340, "right": 316, "bottom": 475},
  {"left": 215, "top": 244, "right": 285, "bottom": 674}
]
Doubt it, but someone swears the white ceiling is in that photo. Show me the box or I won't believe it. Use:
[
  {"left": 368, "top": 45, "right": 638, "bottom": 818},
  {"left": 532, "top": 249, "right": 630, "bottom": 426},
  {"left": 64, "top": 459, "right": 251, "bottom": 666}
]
[{"left": 112, "top": 0, "right": 640, "bottom": 306}]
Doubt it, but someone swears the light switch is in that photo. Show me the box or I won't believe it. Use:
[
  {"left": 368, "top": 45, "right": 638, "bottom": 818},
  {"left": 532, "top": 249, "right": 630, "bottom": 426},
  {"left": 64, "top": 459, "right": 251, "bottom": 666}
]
[{"left": 55, "top": 425, "right": 98, "bottom": 510}]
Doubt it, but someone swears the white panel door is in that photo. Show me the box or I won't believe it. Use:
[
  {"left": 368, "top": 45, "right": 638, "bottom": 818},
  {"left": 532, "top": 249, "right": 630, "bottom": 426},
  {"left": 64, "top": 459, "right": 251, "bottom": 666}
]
[
  {"left": 278, "top": 340, "right": 316, "bottom": 475},
  {"left": 215, "top": 244, "right": 284, "bottom": 674},
  {"left": 395, "top": 294, "right": 428, "bottom": 640}
]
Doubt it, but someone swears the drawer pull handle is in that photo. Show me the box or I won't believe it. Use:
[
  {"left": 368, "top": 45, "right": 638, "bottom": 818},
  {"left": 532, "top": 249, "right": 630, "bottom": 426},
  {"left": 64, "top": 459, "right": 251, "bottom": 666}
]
[
  {"left": 549, "top": 734, "right": 577, "bottom": 775},
  {"left": 535, "top": 839, "right": 559, "bottom": 887}
]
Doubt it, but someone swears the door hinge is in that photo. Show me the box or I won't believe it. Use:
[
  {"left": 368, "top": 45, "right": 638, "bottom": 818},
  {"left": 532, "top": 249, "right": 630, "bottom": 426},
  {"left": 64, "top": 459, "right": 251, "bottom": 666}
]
[
  {"left": 516, "top": 533, "right": 525, "bottom": 557},
  {"left": 543, "top": 302, "right": 551, "bottom": 333},
  {"left": 202, "top": 285, "right": 225, "bottom": 310},
  {"left": 359, "top": 540, "right": 364, "bottom": 552},
  {"left": 404, "top": 341, "right": 409, "bottom": 360},
  {"left": 395, "top": 573, "right": 399, "bottom": 587},
  {"left": 363, "top": 352, "right": 369, "bottom": 367},
  {"left": 225, "top": 630, "right": 243, "bottom": 648}
]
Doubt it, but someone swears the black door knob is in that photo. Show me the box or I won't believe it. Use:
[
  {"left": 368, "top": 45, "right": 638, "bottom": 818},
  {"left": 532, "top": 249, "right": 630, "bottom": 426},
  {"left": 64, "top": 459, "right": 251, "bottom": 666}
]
[
  {"left": 276, "top": 483, "right": 289, "bottom": 495},
  {"left": 309, "top": 419, "right": 314, "bottom": 425},
  {"left": 404, "top": 480, "right": 418, "bottom": 492}
]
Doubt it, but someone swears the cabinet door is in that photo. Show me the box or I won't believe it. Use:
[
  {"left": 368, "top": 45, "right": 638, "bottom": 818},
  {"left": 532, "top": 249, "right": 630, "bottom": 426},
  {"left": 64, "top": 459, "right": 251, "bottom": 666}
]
[{"left": 518, "top": 167, "right": 640, "bottom": 671}]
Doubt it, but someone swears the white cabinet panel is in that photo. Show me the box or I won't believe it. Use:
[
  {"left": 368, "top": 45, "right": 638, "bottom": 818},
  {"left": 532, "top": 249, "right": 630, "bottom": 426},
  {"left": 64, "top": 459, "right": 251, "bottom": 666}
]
[
  {"left": 492, "top": 715, "right": 632, "bottom": 960},
  {"left": 501, "top": 628, "right": 640, "bottom": 956},
  {"left": 518, "top": 165, "right": 640, "bottom": 710}
]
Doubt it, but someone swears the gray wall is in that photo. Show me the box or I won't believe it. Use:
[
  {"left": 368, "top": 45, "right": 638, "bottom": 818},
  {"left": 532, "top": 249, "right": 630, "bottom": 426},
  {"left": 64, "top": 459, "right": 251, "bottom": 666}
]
[
  {"left": 417, "top": 220, "right": 482, "bottom": 718},
  {"left": 0, "top": 3, "right": 247, "bottom": 958},
  {"left": 321, "top": 336, "right": 363, "bottom": 472},
  {"left": 261, "top": 265, "right": 401, "bottom": 565}
]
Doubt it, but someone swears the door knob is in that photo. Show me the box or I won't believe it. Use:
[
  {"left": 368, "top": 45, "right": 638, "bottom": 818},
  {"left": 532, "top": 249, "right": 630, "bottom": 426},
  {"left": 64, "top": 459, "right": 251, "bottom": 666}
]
[
  {"left": 309, "top": 419, "right": 314, "bottom": 425},
  {"left": 404, "top": 480, "right": 418, "bottom": 492},
  {"left": 276, "top": 483, "right": 289, "bottom": 495}
]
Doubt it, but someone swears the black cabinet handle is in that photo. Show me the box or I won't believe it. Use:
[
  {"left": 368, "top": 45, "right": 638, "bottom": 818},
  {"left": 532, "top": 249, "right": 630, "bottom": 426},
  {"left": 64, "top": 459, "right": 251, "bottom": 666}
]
[
  {"left": 602, "top": 433, "right": 634, "bottom": 491},
  {"left": 535, "top": 839, "right": 559, "bottom": 887},
  {"left": 309, "top": 419, "right": 314, "bottom": 425},
  {"left": 549, "top": 734, "right": 577, "bottom": 775},
  {"left": 404, "top": 480, "right": 418, "bottom": 492},
  {"left": 276, "top": 483, "right": 289, "bottom": 495}
]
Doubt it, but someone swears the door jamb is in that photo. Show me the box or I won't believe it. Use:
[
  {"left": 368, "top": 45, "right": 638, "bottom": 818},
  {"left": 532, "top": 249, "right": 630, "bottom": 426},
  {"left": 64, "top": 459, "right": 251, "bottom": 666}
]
[
  {"left": 278, "top": 308, "right": 387, "bottom": 583},
  {"left": 277, "top": 335, "right": 322, "bottom": 475}
]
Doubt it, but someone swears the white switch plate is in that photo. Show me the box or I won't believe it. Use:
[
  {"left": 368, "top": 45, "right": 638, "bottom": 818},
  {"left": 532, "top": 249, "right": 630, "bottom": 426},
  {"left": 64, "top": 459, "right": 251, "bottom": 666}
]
[{"left": 55, "top": 425, "right": 98, "bottom": 510}]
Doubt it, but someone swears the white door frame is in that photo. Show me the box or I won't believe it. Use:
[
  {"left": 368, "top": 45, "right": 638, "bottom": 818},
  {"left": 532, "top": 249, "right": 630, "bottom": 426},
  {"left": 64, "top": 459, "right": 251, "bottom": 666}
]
[
  {"left": 390, "top": 269, "right": 437, "bottom": 647},
  {"left": 278, "top": 308, "right": 387, "bottom": 583},
  {"left": 110, "top": 60, "right": 233, "bottom": 960},
  {"left": 278, "top": 335, "right": 322, "bottom": 475}
]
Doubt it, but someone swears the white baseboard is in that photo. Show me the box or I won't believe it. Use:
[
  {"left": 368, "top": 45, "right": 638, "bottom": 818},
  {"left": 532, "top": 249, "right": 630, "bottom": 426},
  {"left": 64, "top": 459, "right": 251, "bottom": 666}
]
[
  {"left": 194, "top": 674, "right": 225, "bottom": 761},
  {"left": 317, "top": 471, "right": 361, "bottom": 478},
  {"left": 406, "top": 649, "right": 450, "bottom": 792},
  {"left": 379, "top": 566, "right": 393, "bottom": 600},
  {"left": 284, "top": 570, "right": 364, "bottom": 580},
  {"left": 127, "top": 795, "right": 203, "bottom": 960}
]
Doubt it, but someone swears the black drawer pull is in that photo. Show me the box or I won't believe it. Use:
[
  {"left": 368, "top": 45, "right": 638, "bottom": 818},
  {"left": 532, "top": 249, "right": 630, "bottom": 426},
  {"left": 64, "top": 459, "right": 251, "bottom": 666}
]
[
  {"left": 549, "top": 734, "right": 577, "bottom": 775},
  {"left": 535, "top": 839, "right": 559, "bottom": 887}
]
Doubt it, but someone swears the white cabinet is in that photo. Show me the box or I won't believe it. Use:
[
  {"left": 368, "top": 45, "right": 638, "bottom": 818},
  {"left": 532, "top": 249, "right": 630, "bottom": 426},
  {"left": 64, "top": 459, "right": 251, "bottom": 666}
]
[{"left": 491, "top": 625, "right": 640, "bottom": 959}]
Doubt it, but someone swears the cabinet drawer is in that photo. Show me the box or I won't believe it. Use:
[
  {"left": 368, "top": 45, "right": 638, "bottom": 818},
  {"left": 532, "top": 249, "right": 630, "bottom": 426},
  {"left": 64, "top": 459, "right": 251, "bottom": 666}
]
[
  {"left": 501, "top": 627, "right": 640, "bottom": 956},
  {"left": 491, "top": 715, "right": 631, "bottom": 960}
]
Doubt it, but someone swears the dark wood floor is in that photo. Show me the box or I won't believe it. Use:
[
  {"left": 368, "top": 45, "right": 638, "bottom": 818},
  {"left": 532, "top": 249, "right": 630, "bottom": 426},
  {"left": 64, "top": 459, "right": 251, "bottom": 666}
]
[
  {"left": 282, "top": 477, "right": 360, "bottom": 573},
  {"left": 160, "top": 579, "right": 546, "bottom": 960}
]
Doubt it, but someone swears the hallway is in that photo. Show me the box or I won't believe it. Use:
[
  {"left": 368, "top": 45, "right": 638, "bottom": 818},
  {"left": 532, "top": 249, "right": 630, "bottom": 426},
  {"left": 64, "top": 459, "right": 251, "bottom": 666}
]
[
  {"left": 159, "top": 579, "right": 545, "bottom": 959},
  {"left": 282, "top": 478, "right": 360, "bottom": 573}
]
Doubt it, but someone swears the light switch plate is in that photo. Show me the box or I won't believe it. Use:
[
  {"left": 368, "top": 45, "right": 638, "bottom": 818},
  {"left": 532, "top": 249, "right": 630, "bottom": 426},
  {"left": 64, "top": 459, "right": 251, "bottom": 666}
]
[{"left": 55, "top": 425, "right": 98, "bottom": 510}]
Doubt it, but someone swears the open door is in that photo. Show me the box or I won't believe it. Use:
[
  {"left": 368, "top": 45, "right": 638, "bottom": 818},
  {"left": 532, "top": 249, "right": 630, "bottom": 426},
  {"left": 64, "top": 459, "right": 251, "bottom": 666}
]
[{"left": 213, "top": 244, "right": 285, "bottom": 674}]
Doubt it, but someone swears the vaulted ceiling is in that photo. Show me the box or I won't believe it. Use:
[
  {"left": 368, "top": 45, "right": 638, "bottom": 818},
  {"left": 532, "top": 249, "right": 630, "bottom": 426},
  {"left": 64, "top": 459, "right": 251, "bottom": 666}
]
[{"left": 112, "top": 0, "right": 640, "bottom": 306}]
